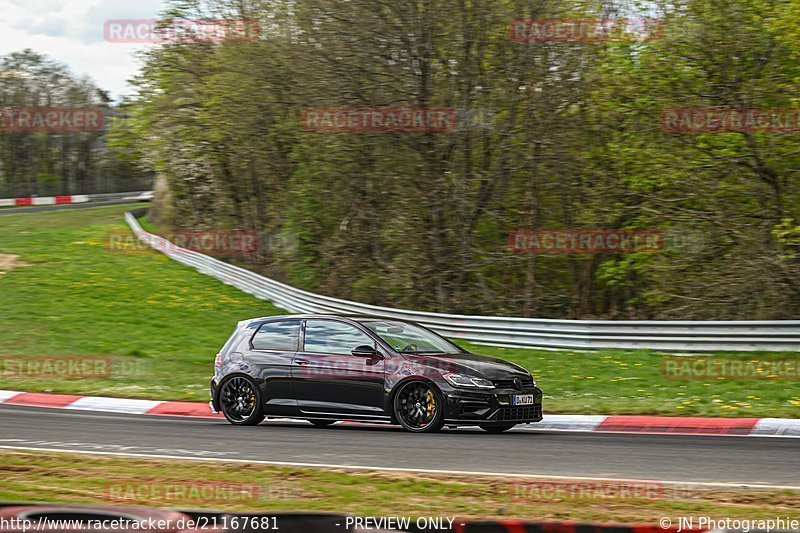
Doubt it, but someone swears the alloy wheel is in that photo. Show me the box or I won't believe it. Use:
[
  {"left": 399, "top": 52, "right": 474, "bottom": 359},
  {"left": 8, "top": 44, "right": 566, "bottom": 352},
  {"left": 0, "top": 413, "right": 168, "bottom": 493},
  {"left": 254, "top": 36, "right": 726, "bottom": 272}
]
[
  {"left": 220, "top": 376, "right": 263, "bottom": 425},
  {"left": 393, "top": 380, "right": 444, "bottom": 433}
]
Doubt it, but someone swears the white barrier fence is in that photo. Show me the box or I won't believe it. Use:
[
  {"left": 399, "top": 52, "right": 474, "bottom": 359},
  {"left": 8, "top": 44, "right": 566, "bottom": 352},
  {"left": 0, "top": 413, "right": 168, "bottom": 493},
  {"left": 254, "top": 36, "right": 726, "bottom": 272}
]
[{"left": 126, "top": 211, "right": 800, "bottom": 352}]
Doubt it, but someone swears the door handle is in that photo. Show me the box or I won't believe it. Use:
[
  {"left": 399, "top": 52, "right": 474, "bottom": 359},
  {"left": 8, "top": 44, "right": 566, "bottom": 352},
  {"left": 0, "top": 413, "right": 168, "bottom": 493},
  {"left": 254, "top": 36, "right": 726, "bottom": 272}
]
[{"left": 294, "top": 359, "right": 309, "bottom": 365}]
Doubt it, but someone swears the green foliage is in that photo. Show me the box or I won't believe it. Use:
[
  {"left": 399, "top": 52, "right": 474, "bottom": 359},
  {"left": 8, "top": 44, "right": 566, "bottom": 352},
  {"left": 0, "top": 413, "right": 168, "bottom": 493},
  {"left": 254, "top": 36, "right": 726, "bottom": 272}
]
[
  {"left": 112, "top": 0, "right": 799, "bottom": 320},
  {"left": 0, "top": 49, "right": 147, "bottom": 196}
]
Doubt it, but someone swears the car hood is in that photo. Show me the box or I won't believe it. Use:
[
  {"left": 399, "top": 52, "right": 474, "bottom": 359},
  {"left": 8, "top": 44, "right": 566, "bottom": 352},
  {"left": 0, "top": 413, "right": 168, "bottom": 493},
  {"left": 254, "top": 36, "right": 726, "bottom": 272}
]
[{"left": 401, "top": 352, "right": 530, "bottom": 380}]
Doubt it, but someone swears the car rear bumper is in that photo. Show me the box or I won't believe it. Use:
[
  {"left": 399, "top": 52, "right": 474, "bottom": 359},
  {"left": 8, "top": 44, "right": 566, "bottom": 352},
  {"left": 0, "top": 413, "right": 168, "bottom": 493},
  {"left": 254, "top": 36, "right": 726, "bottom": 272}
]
[{"left": 209, "top": 377, "right": 220, "bottom": 412}]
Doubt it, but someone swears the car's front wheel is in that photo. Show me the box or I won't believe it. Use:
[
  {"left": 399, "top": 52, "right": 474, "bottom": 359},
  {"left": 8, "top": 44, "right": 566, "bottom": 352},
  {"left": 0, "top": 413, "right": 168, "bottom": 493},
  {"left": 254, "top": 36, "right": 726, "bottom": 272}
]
[
  {"left": 478, "top": 423, "right": 517, "bottom": 433},
  {"left": 219, "top": 375, "right": 265, "bottom": 426},
  {"left": 393, "top": 380, "right": 445, "bottom": 433}
]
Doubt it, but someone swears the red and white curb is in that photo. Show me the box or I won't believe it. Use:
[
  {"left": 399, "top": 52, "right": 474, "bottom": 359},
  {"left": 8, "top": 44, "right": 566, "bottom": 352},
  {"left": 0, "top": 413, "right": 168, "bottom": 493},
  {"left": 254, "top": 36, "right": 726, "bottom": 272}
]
[
  {"left": 0, "top": 391, "right": 217, "bottom": 418},
  {"left": 0, "top": 194, "right": 89, "bottom": 207},
  {"left": 1, "top": 390, "right": 798, "bottom": 437},
  {"left": 541, "top": 414, "right": 800, "bottom": 437}
]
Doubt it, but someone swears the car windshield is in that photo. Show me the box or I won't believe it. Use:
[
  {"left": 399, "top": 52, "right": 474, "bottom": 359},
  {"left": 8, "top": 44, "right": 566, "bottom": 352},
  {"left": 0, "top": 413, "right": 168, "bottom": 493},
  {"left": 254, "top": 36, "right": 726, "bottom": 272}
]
[{"left": 361, "top": 320, "right": 463, "bottom": 354}]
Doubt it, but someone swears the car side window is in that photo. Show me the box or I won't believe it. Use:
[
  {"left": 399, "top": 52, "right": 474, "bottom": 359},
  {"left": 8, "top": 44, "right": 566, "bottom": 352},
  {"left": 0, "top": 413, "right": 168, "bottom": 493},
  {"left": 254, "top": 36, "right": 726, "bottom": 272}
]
[
  {"left": 251, "top": 320, "right": 300, "bottom": 351},
  {"left": 303, "top": 320, "right": 375, "bottom": 355}
]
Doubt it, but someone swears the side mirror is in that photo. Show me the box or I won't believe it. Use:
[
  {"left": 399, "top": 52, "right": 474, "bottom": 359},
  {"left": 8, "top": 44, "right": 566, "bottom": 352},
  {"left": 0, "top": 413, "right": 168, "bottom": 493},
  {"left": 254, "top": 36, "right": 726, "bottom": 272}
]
[{"left": 352, "top": 345, "right": 383, "bottom": 359}]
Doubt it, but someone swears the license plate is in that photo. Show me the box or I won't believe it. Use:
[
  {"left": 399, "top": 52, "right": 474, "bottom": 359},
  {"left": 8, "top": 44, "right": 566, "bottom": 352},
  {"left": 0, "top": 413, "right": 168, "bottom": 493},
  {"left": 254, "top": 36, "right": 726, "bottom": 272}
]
[{"left": 513, "top": 394, "right": 535, "bottom": 406}]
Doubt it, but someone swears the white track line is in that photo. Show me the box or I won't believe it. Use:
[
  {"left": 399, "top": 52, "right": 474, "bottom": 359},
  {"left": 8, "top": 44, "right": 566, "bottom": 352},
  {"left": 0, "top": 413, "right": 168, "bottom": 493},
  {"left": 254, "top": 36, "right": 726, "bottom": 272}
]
[
  {"left": 0, "top": 390, "right": 22, "bottom": 402},
  {"left": 0, "top": 445, "right": 797, "bottom": 491},
  {"left": 752, "top": 418, "right": 800, "bottom": 436},
  {"left": 31, "top": 197, "right": 56, "bottom": 205},
  {"left": 67, "top": 396, "right": 163, "bottom": 415}
]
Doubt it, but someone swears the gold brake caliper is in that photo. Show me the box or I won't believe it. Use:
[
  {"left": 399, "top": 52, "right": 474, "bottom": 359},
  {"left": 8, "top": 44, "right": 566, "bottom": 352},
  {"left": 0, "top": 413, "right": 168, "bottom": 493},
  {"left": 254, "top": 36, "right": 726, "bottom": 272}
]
[{"left": 426, "top": 390, "right": 436, "bottom": 420}]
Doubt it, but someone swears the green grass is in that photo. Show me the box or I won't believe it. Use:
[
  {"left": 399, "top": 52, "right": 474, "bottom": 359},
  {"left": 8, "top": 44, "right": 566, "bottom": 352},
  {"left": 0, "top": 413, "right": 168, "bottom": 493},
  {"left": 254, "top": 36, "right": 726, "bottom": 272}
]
[
  {"left": 1, "top": 450, "right": 798, "bottom": 522},
  {"left": 0, "top": 204, "right": 798, "bottom": 418},
  {"left": 0, "top": 205, "right": 282, "bottom": 400}
]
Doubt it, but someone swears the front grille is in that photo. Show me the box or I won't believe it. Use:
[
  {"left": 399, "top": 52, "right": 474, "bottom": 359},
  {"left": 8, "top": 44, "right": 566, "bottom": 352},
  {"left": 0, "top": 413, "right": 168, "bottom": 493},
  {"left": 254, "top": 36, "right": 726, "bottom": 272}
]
[
  {"left": 492, "top": 404, "right": 542, "bottom": 422},
  {"left": 492, "top": 377, "right": 535, "bottom": 391}
]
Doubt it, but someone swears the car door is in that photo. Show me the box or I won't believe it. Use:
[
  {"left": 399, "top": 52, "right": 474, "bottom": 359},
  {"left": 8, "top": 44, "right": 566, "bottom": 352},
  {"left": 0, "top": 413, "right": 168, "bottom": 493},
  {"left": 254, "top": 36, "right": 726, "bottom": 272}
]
[
  {"left": 244, "top": 319, "right": 301, "bottom": 416},
  {"left": 292, "top": 319, "right": 387, "bottom": 418}
]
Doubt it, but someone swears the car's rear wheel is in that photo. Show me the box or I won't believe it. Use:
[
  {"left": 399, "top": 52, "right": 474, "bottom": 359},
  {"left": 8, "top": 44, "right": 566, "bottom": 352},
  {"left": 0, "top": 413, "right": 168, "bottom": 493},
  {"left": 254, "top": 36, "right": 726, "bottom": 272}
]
[
  {"left": 393, "top": 380, "right": 445, "bottom": 433},
  {"left": 219, "top": 375, "right": 265, "bottom": 426},
  {"left": 478, "top": 423, "right": 517, "bottom": 433},
  {"left": 309, "top": 419, "right": 337, "bottom": 427}
]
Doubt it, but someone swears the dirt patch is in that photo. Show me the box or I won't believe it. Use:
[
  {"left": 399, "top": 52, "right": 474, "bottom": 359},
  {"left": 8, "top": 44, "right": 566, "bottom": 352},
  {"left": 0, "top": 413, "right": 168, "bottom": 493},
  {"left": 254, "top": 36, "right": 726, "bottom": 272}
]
[{"left": 0, "top": 254, "right": 29, "bottom": 275}]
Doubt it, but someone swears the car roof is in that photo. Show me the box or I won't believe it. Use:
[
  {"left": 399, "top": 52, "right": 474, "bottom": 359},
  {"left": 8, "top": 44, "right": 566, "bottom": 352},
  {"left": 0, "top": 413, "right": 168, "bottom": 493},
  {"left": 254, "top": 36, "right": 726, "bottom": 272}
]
[{"left": 239, "top": 314, "right": 411, "bottom": 327}]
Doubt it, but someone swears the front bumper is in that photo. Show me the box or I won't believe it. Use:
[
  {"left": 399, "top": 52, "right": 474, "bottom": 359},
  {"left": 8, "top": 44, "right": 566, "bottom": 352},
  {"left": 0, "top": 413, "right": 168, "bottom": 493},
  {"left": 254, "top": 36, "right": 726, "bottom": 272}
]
[{"left": 442, "top": 386, "right": 543, "bottom": 424}]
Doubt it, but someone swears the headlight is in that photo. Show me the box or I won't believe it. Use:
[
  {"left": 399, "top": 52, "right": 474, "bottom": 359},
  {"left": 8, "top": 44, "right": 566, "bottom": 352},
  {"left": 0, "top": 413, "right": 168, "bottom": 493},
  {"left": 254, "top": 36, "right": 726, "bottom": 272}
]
[{"left": 443, "top": 373, "right": 495, "bottom": 389}]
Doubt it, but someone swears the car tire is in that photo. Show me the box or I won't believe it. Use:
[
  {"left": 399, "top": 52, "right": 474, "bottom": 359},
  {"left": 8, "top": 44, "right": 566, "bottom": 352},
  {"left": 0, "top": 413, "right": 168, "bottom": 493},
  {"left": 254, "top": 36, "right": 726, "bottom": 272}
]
[
  {"left": 392, "top": 380, "right": 445, "bottom": 433},
  {"left": 309, "top": 419, "right": 337, "bottom": 427},
  {"left": 219, "top": 375, "right": 265, "bottom": 426},
  {"left": 478, "top": 423, "right": 517, "bottom": 433}
]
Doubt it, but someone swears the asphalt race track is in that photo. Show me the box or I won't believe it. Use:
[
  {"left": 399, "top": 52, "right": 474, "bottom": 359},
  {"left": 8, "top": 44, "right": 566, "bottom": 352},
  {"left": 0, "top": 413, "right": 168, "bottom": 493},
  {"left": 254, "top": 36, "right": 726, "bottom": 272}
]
[{"left": 0, "top": 405, "right": 798, "bottom": 488}]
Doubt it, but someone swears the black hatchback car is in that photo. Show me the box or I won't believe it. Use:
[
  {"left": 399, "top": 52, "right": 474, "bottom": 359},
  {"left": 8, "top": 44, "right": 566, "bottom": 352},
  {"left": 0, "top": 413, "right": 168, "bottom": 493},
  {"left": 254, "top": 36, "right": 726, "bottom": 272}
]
[{"left": 209, "top": 315, "right": 542, "bottom": 433}]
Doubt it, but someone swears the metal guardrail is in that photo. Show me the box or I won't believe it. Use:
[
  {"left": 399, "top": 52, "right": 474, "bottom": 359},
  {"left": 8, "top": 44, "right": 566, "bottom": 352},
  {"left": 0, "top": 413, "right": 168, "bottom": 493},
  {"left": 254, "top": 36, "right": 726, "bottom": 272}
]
[{"left": 125, "top": 210, "right": 800, "bottom": 352}]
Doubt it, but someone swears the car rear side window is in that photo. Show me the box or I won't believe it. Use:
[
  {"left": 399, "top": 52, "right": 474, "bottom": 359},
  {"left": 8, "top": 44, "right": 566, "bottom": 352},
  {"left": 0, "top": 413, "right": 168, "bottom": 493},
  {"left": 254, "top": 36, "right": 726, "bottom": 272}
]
[
  {"left": 303, "top": 320, "right": 375, "bottom": 355},
  {"left": 251, "top": 320, "right": 300, "bottom": 351}
]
